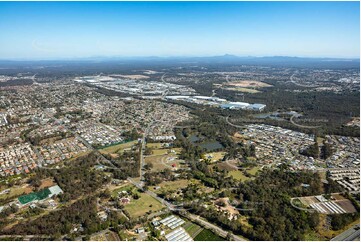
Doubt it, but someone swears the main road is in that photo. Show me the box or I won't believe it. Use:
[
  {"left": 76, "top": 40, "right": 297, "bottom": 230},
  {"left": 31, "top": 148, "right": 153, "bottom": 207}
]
[
  {"left": 225, "top": 116, "right": 245, "bottom": 129},
  {"left": 127, "top": 177, "right": 247, "bottom": 241}
]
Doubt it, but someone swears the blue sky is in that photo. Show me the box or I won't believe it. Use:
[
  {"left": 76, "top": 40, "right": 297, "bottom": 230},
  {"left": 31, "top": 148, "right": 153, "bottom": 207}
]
[{"left": 0, "top": 1, "right": 359, "bottom": 59}]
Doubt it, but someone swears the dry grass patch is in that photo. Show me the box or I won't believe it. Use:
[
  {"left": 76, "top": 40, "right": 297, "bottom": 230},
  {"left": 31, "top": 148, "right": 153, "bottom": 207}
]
[
  {"left": 223, "top": 87, "right": 261, "bottom": 93},
  {"left": 39, "top": 178, "right": 55, "bottom": 189},
  {"left": 226, "top": 80, "right": 272, "bottom": 88}
]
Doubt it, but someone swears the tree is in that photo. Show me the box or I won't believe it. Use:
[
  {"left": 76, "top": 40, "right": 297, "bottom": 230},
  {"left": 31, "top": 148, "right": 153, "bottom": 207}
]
[
  {"left": 226, "top": 232, "right": 232, "bottom": 241},
  {"left": 321, "top": 142, "right": 333, "bottom": 159}
]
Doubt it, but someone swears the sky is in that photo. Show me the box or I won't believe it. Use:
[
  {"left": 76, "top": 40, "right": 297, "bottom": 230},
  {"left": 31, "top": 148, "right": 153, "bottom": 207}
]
[{"left": 0, "top": 1, "right": 359, "bottom": 60}]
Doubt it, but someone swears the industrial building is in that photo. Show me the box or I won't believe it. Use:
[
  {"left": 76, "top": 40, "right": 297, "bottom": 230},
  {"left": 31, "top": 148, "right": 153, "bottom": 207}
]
[{"left": 165, "top": 95, "right": 266, "bottom": 112}]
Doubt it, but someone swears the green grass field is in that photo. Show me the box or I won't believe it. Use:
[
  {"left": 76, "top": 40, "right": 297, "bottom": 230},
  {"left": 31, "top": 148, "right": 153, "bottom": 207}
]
[
  {"left": 124, "top": 192, "right": 165, "bottom": 218},
  {"left": 183, "top": 222, "right": 202, "bottom": 238},
  {"left": 111, "top": 184, "right": 135, "bottom": 198},
  {"left": 194, "top": 229, "right": 225, "bottom": 241},
  {"left": 152, "top": 149, "right": 169, "bottom": 155},
  {"left": 100, "top": 140, "right": 138, "bottom": 154},
  {"left": 228, "top": 170, "right": 251, "bottom": 182},
  {"left": 247, "top": 166, "right": 260, "bottom": 176},
  {"left": 151, "top": 179, "right": 189, "bottom": 193}
]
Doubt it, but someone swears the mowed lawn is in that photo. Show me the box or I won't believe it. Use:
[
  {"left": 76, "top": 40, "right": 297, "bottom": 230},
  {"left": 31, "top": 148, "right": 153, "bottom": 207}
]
[
  {"left": 100, "top": 140, "right": 138, "bottom": 154},
  {"left": 110, "top": 184, "right": 135, "bottom": 198},
  {"left": 247, "top": 166, "right": 260, "bottom": 176},
  {"left": 228, "top": 170, "right": 252, "bottom": 182},
  {"left": 152, "top": 149, "right": 169, "bottom": 156},
  {"left": 183, "top": 222, "right": 203, "bottom": 238},
  {"left": 124, "top": 193, "right": 165, "bottom": 218},
  {"left": 194, "top": 229, "right": 225, "bottom": 241},
  {"left": 150, "top": 179, "right": 189, "bottom": 192}
]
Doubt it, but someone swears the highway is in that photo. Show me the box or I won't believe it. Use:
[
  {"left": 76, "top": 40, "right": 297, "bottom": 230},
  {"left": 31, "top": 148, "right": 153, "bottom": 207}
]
[
  {"left": 289, "top": 72, "right": 317, "bottom": 88},
  {"left": 225, "top": 116, "right": 245, "bottom": 129},
  {"left": 290, "top": 114, "right": 321, "bottom": 129}
]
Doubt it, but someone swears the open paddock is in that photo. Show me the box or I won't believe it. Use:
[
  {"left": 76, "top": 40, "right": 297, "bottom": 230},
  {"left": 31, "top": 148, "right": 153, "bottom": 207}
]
[
  {"left": 146, "top": 143, "right": 163, "bottom": 149},
  {"left": 99, "top": 140, "right": 138, "bottom": 154},
  {"left": 226, "top": 80, "right": 273, "bottom": 88},
  {"left": 204, "top": 152, "right": 226, "bottom": 163},
  {"left": 228, "top": 170, "right": 253, "bottom": 182},
  {"left": 39, "top": 178, "right": 55, "bottom": 189},
  {"left": 223, "top": 87, "right": 261, "bottom": 93},
  {"left": 183, "top": 222, "right": 203, "bottom": 238},
  {"left": 150, "top": 179, "right": 194, "bottom": 193},
  {"left": 0, "top": 183, "right": 34, "bottom": 201},
  {"left": 145, "top": 154, "right": 185, "bottom": 171},
  {"left": 150, "top": 147, "right": 182, "bottom": 156},
  {"left": 124, "top": 192, "right": 165, "bottom": 218}
]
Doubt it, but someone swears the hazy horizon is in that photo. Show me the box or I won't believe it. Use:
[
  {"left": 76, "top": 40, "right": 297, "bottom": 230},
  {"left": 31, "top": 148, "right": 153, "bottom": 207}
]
[
  {"left": 0, "top": 1, "right": 360, "bottom": 59},
  {"left": 1, "top": 54, "right": 360, "bottom": 62}
]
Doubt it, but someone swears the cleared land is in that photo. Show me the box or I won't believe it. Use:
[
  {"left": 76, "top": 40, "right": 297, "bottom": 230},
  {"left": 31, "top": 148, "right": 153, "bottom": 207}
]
[
  {"left": 91, "top": 230, "right": 119, "bottom": 241},
  {"left": 99, "top": 140, "right": 138, "bottom": 154},
  {"left": 145, "top": 154, "right": 184, "bottom": 171},
  {"left": 228, "top": 170, "right": 252, "bottom": 182},
  {"left": 0, "top": 186, "right": 28, "bottom": 201},
  {"left": 151, "top": 149, "right": 169, "bottom": 156},
  {"left": 225, "top": 80, "right": 272, "bottom": 88},
  {"left": 39, "top": 178, "right": 55, "bottom": 189},
  {"left": 204, "top": 152, "right": 226, "bottom": 163},
  {"left": 223, "top": 87, "right": 261, "bottom": 93},
  {"left": 149, "top": 147, "right": 182, "bottom": 156},
  {"left": 146, "top": 143, "right": 163, "bottom": 149},
  {"left": 124, "top": 192, "right": 165, "bottom": 218},
  {"left": 150, "top": 179, "right": 190, "bottom": 193}
]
